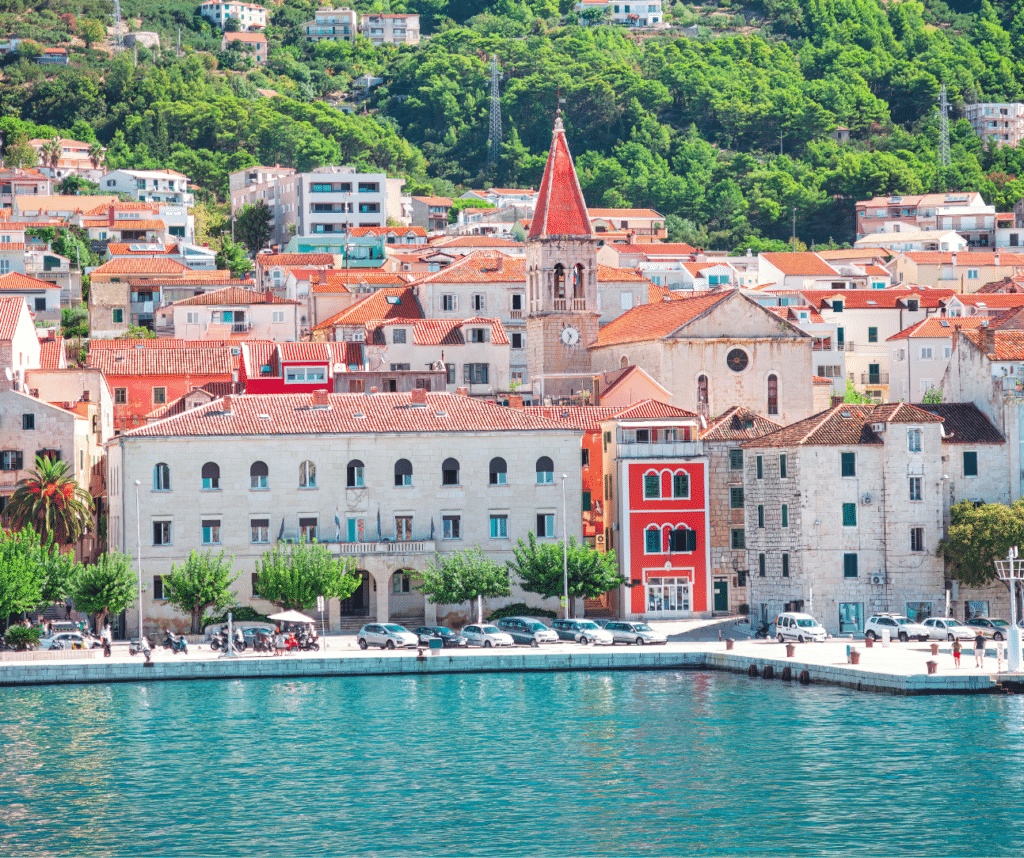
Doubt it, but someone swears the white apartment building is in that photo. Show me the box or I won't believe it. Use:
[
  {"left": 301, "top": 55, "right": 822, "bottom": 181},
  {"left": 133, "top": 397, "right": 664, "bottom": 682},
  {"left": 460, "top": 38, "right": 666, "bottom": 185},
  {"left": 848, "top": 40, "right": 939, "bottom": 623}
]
[
  {"left": 199, "top": 1, "right": 267, "bottom": 30},
  {"left": 155, "top": 286, "right": 302, "bottom": 342},
  {"left": 576, "top": 0, "right": 663, "bottom": 25},
  {"left": 855, "top": 192, "right": 999, "bottom": 248},
  {"left": 105, "top": 390, "right": 582, "bottom": 636},
  {"left": 359, "top": 13, "right": 420, "bottom": 45},
  {"left": 887, "top": 317, "right": 988, "bottom": 402},
  {"left": 965, "top": 103, "right": 1024, "bottom": 148},
  {"left": 101, "top": 170, "right": 192, "bottom": 206},
  {"left": 303, "top": 7, "right": 358, "bottom": 42}
]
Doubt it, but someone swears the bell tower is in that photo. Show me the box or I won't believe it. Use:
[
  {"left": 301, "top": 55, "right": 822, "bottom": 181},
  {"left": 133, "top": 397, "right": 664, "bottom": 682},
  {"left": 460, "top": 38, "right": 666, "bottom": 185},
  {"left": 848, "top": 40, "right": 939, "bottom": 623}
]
[{"left": 525, "top": 112, "right": 600, "bottom": 389}]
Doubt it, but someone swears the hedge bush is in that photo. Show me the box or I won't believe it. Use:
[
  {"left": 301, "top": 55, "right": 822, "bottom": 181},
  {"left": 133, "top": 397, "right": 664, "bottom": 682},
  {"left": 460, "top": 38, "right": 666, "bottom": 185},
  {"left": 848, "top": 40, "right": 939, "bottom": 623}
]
[
  {"left": 487, "top": 602, "right": 558, "bottom": 621},
  {"left": 4, "top": 626, "right": 42, "bottom": 650}
]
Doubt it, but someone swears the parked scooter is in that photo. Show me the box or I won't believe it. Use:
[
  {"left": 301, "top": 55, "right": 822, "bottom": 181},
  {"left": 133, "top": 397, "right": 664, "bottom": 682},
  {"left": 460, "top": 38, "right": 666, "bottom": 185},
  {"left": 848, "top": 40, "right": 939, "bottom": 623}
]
[
  {"left": 161, "top": 630, "right": 188, "bottom": 655},
  {"left": 128, "top": 636, "right": 151, "bottom": 658},
  {"left": 299, "top": 630, "right": 320, "bottom": 652},
  {"left": 210, "top": 627, "right": 246, "bottom": 652},
  {"left": 252, "top": 629, "right": 275, "bottom": 653}
]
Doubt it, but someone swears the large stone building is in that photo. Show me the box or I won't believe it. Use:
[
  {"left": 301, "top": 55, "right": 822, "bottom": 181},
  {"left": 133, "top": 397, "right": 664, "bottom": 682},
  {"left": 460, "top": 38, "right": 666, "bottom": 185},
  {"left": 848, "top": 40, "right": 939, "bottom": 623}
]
[{"left": 106, "top": 390, "right": 583, "bottom": 636}]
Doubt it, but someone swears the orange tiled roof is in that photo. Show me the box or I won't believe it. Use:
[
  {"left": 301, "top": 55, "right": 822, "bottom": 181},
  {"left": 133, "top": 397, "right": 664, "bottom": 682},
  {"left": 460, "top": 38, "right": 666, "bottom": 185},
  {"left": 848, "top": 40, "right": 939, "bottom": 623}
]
[
  {"left": 259, "top": 253, "right": 335, "bottom": 268},
  {"left": 887, "top": 317, "right": 988, "bottom": 341},
  {"left": 312, "top": 270, "right": 410, "bottom": 293},
  {"left": 412, "top": 195, "right": 453, "bottom": 207},
  {"left": 429, "top": 235, "right": 521, "bottom": 248},
  {"left": 530, "top": 119, "right": 592, "bottom": 240},
  {"left": 172, "top": 286, "right": 299, "bottom": 306},
  {"left": 0, "top": 272, "right": 57, "bottom": 291},
  {"left": 946, "top": 293, "right": 1024, "bottom": 307},
  {"left": 348, "top": 226, "right": 427, "bottom": 238},
  {"left": 700, "top": 406, "right": 782, "bottom": 441},
  {"left": 38, "top": 336, "right": 65, "bottom": 370},
  {"left": 223, "top": 31, "right": 267, "bottom": 43},
  {"left": 0, "top": 297, "right": 27, "bottom": 340},
  {"left": 87, "top": 346, "right": 235, "bottom": 377},
  {"left": 760, "top": 252, "right": 839, "bottom": 277},
  {"left": 106, "top": 243, "right": 176, "bottom": 256},
  {"left": 313, "top": 287, "right": 422, "bottom": 330},
  {"left": 91, "top": 258, "right": 192, "bottom": 276},
  {"left": 369, "top": 317, "right": 509, "bottom": 347},
  {"left": 124, "top": 392, "right": 579, "bottom": 437},
  {"left": 899, "top": 252, "right": 1024, "bottom": 266},
  {"left": 962, "top": 329, "right": 1024, "bottom": 361},
  {"left": 594, "top": 292, "right": 732, "bottom": 347},
  {"left": 798, "top": 288, "right": 955, "bottom": 309},
  {"left": 743, "top": 403, "right": 941, "bottom": 449}
]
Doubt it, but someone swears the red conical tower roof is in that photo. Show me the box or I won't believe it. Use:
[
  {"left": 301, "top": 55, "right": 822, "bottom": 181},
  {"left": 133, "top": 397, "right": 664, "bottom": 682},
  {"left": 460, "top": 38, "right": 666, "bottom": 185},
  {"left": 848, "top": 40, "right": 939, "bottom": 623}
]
[{"left": 528, "top": 113, "right": 592, "bottom": 241}]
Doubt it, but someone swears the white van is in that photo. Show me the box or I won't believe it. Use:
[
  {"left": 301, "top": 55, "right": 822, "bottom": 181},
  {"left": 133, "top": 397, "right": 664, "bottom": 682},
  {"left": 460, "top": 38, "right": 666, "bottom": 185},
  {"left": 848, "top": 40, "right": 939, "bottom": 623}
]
[{"left": 775, "top": 612, "right": 827, "bottom": 643}]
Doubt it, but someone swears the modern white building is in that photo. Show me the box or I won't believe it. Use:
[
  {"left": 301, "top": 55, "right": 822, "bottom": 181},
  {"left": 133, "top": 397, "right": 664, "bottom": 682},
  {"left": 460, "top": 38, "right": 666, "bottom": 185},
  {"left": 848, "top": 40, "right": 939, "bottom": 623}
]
[
  {"left": 303, "top": 7, "right": 358, "bottom": 42},
  {"left": 887, "top": 317, "right": 988, "bottom": 402},
  {"left": 359, "top": 13, "right": 420, "bottom": 45},
  {"left": 965, "top": 103, "right": 1024, "bottom": 149},
  {"left": 199, "top": 1, "right": 267, "bottom": 31},
  {"left": 105, "top": 390, "right": 583, "bottom": 636},
  {"left": 575, "top": 0, "right": 663, "bottom": 26},
  {"left": 154, "top": 286, "right": 302, "bottom": 342},
  {"left": 100, "top": 170, "right": 192, "bottom": 206}
]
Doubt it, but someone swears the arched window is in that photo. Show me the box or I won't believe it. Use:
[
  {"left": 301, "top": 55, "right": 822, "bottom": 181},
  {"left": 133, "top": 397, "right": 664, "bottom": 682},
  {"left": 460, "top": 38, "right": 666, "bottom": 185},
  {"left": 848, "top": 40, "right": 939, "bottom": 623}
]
[
  {"left": 536, "top": 456, "right": 554, "bottom": 485},
  {"left": 250, "top": 460, "right": 268, "bottom": 490},
  {"left": 554, "top": 263, "right": 566, "bottom": 300},
  {"left": 153, "top": 462, "right": 170, "bottom": 491},
  {"left": 573, "top": 263, "right": 585, "bottom": 299},
  {"left": 620, "top": 356, "right": 629, "bottom": 369},
  {"left": 767, "top": 374, "right": 779, "bottom": 416},
  {"left": 299, "top": 460, "right": 316, "bottom": 489},
  {"left": 394, "top": 458, "right": 413, "bottom": 487},
  {"left": 201, "top": 462, "right": 220, "bottom": 490},
  {"left": 347, "top": 459, "right": 364, "bottom": 488},
  {"left": 489, "top": 457, "right": 507, "bottom": 486},
  {"left": 697, "top": 375, "right": 709, "bottom": 409},
  {"left": 442, "top": 457, "right": 460, "bottom": 486}
]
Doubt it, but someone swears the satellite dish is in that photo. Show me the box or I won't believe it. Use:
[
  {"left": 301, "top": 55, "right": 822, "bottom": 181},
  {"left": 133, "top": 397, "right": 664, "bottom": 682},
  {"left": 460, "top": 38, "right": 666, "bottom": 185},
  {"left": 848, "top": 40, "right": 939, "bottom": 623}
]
[{"left": 3, "top": 368, "right": 12, "bottom": 381}]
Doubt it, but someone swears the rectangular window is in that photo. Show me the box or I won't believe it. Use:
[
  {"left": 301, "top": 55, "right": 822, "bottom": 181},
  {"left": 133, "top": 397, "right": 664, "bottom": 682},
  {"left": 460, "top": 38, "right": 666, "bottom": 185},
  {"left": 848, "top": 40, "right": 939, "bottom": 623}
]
[
  {"left": 757, "top": 505, "right": 765, "bottom": 528},
  {"left": 446, "top": 364, "right": 456, "bottom": 385},
  {"left": 581, "top": 448, "right": 590, "bottom": 467},
  {"left": 393, "top": 328, "right": 406, "bottom": 344},
  {"left": 843, "top": 502, "right": 857, "bottom": 527},
  {"left": 644, "top": 473, "right": 660, "bottom": 499},
  {"left": 672, "top": 473, "right": 689, "bottom": 498},
  {"left": 489, "top": 514, "right": 508, "bottom": 539},
  {"left": 114, "top": 388, "right": 127, "bottom": 404},
  {"left": 963, "top": 451, "right": 978, "bottom": 477},
  {"left": 781, "top": 504, "right": 788, "bottom": 528},
  {"left": 22, "top": 414, "right": 34, "bottom": 431},
  {"left": 0, "top": 450, "right": 23, "bottom": 471},
  {"left": 779, "top": 454, "right": 787, "bottom": 478},
  {"left": 582, "top": 491, "right": 591, "bottom": 511},
  {"left": 843, "top": 553, "right": 858, "bottom": 578},
  {"left": 470, "top": 328, "right": 486, "bottom": 344},
  {"left": 252, "top": 572, "right": 260, "bottom": 598},
  {"left": 464, "top": 363, "right": 489, "bottom": 384},
  {"left": 730, "top": 528, "right": 745, "bottom": 549},
  {"left": 152, "top": 387, "right": 166, "bottom": 405},
  {"left": 442, "top": 515, "right": 461, "bottom": 540},
  {"left": 758, "top": 553, "right": 766, "bottom": 577},
  {"left": 153, "top": 575, "right": 165, "bottom": 600},
  {"left": 756, "top": 456, "right": 763, "bottom": 479},
  {"left": 909, "top": 477, "right": 922, "bottom": 501},
  {"left": 920, "top": 347, "right": 933, "bottom": 360},
  {"left": 910, "top": 527, "right": 924, "bottom": 552},
  {"left": 669, "top": 528, "right": 697, "bottom": 552},
  {"left": 841, "top": 452, "right": 855, "bottom": 477},
  {"left": 729, "top": 449, "right": 743, "bottom": 470},
  {"left": 511, "top": 333, "right": 523, "bottom": 350},
  {"left": 536, "top": 513, "right": 555, "bottom": 537},
  {"left": 908, "top": 429, "right": 921, "bottom": 452},
  {"left": 299, "top": 517, "right": 318, "bottom": 541},
  {"left": 471, "top": 294, "right": 485, "bottom": 311},
  {"left": 441, "top": 294, "right": 456, "bottom": 311},
  {"left": 868, "top": 327, "right": 878, "bottom": 343},
  {"left": 346, "top": 518, "right": 365, "bottom": 542},
  {"left": 112, "top": 308, "right": 123, "bottom": 324},
  {"left": 782, "top": 553, "right": 789, "bottom": 578},
  {"left": 251, "top": 518, "right": 269, "bottom": 543},
  {"left": 646, "top": 529, "right": 661, "bottom": 553},
  {"left": 395, "top": 515, "right": 413, "bottom": 541},
  {"left": 730, "top": 487, "right": 744, "bottom": 508},
  {"left": 153, "top": 521, "right": 172, "bottom": 545},
  {"left": 202, "top": 519, "right": 221, "bottom": 544}
]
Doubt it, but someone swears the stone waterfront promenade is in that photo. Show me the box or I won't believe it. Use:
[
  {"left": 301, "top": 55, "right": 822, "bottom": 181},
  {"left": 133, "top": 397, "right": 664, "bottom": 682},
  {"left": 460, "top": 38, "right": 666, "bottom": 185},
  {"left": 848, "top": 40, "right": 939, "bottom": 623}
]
[{"left": 0, "top": 620, "right": 1014, "bottom": 696}]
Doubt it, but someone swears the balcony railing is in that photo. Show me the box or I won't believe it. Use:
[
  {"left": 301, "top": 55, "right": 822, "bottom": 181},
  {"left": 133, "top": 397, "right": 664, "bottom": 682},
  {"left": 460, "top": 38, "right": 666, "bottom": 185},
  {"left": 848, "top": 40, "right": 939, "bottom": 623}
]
[
  {"left": 277, "top": 537, "right": 435, "bottom": 555},
  {"left": 618, "top": 440, "right": 703, "bottom": 459},
  {"left": 508, "top": 309, "right": 524, "bottom": 320},
  {"left": 861, "top": 372, "right": 889, "bottom": 385},
  {"left": 552, "top": 298, "right": 588, "bottom": 311},
  {"left": 232, "top": 322, "right": 251, "bottom": 334}
]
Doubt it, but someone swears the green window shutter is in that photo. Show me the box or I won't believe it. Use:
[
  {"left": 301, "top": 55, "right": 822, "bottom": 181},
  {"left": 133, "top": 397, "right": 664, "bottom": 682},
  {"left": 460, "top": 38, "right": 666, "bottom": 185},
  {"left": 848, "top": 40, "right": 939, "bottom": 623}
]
[
  {"left": 757, "top": 505, "right": 765, "bottom": 528},
  {"left": 841, "top": 452, "right": 855, "bottom": 477},
  {"left": 730, "top": 528, "right": 745, "bottom": 549},
  {"left": 582, "top": 491, "right": 591, "bottom": 512},
  {"left": 730, "top": 487, "right": 744, "bottom": 508},
  {"left": 758, "top": 553, "right": 766, "bottom": 577},
  {"left": 729, "top": 448, "right": 743, "bottom": 470},
  {"left": 781, "top": 504, "right": 788, "bottom": 528},
  {"left": 782, "top": 553, "right": 790, "bottom": 578},
  {"left": 672, "top": 473, "right": 689, "bottom": 498},
  {"left": 644, "top": 473, "right": 660, "bottom": 498},
  {"left": 844, "top": 553, "right": 858, "bottom": 578},
  {"left": 843, "top": 502, "right": 857, "bottom": 526},
  {"left": 963, "top": 451, "right": 978, "bottom": 477},
  {"left": 645, "top": 529, "right": 661, "bottom": 553},
  {"left": 868, "top": 327, "right": 878, "bottom": 343},
  {"left": 779, "top": 454, "right": 787, "bottom": 478},
  {"left": 756, "top": 455, "right": 763, "bottom": 479}
]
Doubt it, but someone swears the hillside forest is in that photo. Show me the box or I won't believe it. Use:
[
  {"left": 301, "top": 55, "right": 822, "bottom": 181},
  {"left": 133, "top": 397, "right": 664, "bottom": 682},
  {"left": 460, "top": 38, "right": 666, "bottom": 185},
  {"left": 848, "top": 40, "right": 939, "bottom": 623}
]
[{"left": 4, "top": 0, "right": 1024, "bottom": 249}]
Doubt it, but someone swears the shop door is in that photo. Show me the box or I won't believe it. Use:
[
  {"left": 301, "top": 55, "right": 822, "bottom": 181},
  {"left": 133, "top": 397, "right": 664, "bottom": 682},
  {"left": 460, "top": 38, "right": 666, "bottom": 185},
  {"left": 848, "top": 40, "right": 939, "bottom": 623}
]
[{"left": 713, "top": 580, "right": 728, "bottom": 612}]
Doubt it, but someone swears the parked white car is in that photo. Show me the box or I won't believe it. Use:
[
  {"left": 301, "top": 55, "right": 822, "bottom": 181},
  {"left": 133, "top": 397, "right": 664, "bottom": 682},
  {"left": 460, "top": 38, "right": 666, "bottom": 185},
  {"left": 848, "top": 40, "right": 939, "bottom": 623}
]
[
  {"left": 461, "top": 624, "right": 514, "bottom": 648},
  {"left": 604, "top": 621, "right": 668, "bottom": 646},
  {"left": 921, "top": 617, "right": 977, "bottom": 642},
  {"left": 551, "top": 619, "right": 614, "bottom": 645},
  {"left": 864, "top": 614, "right": 930, "bottom": 643},
  {"left": 775, "top": 612, "right": 827, "bottom": 643},
  {"left": 39, "top": 632, "right": 99, "bottom": 650},
  {"left": 356, "top": 623, "right": 418, "bottom": 650}
]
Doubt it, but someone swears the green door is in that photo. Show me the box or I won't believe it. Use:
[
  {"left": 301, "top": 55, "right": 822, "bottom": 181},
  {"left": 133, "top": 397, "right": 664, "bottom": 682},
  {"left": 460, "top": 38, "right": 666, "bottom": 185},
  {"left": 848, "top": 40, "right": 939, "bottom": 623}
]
[{"left": 713, "top": 580, "right": 728, "bottom": 612}]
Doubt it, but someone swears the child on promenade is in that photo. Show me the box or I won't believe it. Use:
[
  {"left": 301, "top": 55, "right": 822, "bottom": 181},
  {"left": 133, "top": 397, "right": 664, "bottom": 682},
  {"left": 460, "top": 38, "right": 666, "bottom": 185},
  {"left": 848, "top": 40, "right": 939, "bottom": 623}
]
[{"left": 952, "top": 637, "right": 961, "bottom": 668}]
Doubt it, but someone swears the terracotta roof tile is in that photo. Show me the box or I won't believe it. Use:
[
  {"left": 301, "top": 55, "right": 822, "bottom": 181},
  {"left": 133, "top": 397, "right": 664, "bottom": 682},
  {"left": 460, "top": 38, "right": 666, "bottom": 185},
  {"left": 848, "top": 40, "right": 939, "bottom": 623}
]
[
  {"left": 760, "top": 252, "right": 839, "bottom": 277},
  {"left": 429, "top": 235, "right": 521, "bottom": 248},
  {"left": 242, "top": 341, "right": 276, "bottom": 377},
  {"left": 0, "top": 297, "right": 27, "bottom": 340},
  {"left": 523, "top": 406, "right": 624, "bottom": 431},
  {"left": 911, "top": 403, "right": 1004, "bottom": 444},
  {"left": 91, "top": 258, "right": 192, "bottom": 276},
  {"left": 106, "top": 243, "right": 176, "bottom": 256},
  {"left": 172, "top": 286, "right": 299, "bottom": 306},
  {"left": 0, "top": 243, "right": 25, "bottom": 251},
  {"left": 610, "top": 401, "right": 697, "bottom": 420},
  {"left": 700, "top": 406, "right": 782, "bottom": 441},
  {"left": 613, "top": 242, "right": 696, "bottom": 256},
  {"left": 742, "top": 403, "right": 941, "bottom": 449},
  {"left": 962, "top": 329, "right": 1024, "bottom": 360},
  {"left": 83, "top": 202, "right": 159, "bottom": 216},
  {"left": 259, "top": 253, "right": 335, "bottom": 268},
  {"left": 0, "top": 272, "right": 57, "bottom": 291},
  {"left": 412, "top": 195, "right": 453, "bottom": 207},
  {"left": 314, "top": 287, "right": 422, "bottom": 330},
  {"left": 899, "top": 252, "right": 1024, "bottom": 266},
  {"left": 348, "top": 226, "right": 427, "bottom": 238},
  {"left": 124, "top": 392, "right": 580, "bottom": 437},
  {"left": 887, "top": 317, "right": 988, "bottom": 341},
  {"left": 594, "top": 292, "right": 732, "bottom": 347},
  {"left": 111, "top": 219, "right": 166, "bottom": 231},
  {"left": 146, "top": 382, "right": 242, "bottom": 420},
  {"left": 946, "top": 293, "right": 1024, "bottom": 307},
  {"left": 799, "top": 288, "right": 955, "bottom": 309},
  {"left": 311, "top": 270, "right": 410, "bottom": 293},
  {"left": 529, "top": 118, "right": 592, "bottom": 240},
  {"left": 38, "top": 337, "right": 65, "bottom": 369},
  {"left": 88, "top": 346, "right": 235, "bottom": 377},
  {"left": 223, "top": 31, "right": 267, "bottom": 43}
]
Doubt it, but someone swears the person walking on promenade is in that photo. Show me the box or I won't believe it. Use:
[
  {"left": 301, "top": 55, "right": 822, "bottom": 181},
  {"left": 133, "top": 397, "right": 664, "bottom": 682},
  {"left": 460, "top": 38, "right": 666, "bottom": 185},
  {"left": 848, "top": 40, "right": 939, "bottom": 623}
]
[
  {"left": 952, "top": 637, "right": 962, "bottom": 668},
  {"left": 100, "top": 623, "right": 112, "bottom": 658},
  {"left": 974, "top": 631, "right": 987, "bottom": 668},
  {"left": 274, "top": 628, "right": 285, "bottom": 657}
]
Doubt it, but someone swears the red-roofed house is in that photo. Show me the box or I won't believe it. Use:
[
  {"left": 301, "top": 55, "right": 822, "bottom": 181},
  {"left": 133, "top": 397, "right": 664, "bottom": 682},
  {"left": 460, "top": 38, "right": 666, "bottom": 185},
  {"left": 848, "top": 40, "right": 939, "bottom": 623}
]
[
  {"left": 588, "top": 208, "right": 667, "bottom": 242},
  {"left": 889, "top": 250, "right": 1024, "bottom": 291},
  {"left": 0, "top": 297, "right": 40, "bottom": 389},
  {"left": 887, "top": 316, "right": 988, "bottom": 401},
  {"left": 0, "top": 272, "right": 62, "bottom": 324},
  {"left": 0, "top": 169, "right": 53, "bottom": 207},
  {"left": 155, "top": 286, "right": 301, "bottom": 342},
  {"left": 410, "top": 196, "right": 452, "bottom": 233},
  {"left": 312, "top": 286, "right": 423, "bottom": 343}
]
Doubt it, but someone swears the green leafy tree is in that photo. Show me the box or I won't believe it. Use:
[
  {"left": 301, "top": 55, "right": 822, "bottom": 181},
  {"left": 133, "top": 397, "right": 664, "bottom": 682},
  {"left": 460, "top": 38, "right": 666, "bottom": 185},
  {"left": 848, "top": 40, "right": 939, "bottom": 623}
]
[
  {"left": 937, "top": 500, "right": 1024, "bottom": 588},
  {"left": 163, "top": 550, "right": 241, "bottom": 634},
  {"left": 6, "top": 455, "right": 94, "bottom": 547},
  {"left": 78, "top": 18, "right": 105, "bottom": 48},
  {"left": 87, "top": 141, "right": 104, "bottom": 170},
  {"left": 418, "top": 547, "right": 511, "bottom": 623},
  {"left": 215, "top": 236, "right": 253, "bottom": 278},
  {"left": 0, "top": 529, "right": 46, "bottom": 630},
  {"left": 234, "top": 200, "right": 273, "bottom": 255},
  {"left": 61, "top": 306, "right": 89, "bottom": 339},
  {"left": 843, "top": 378, "right": 872, "bottom": 404},
  {"left": 507, "top": 532, "right": 625, "bottom": 613},
  {"left": 120, "top": 325, "right": 156, "bottom": 339},
  {"left": 56, "top": 175, "right": 102, "bottom": 196},
  {"left": 222, "top": 17, "right": 241, "bottom": 32},
  {"left": 254, "top": 542, "right": 361, "bottom": 611},
  {"left": 922, "top": 387, "right": 943, "bottom": 404},
  {"left": 5, "top": 133, "right": 38, "bottom": 169},
  {"left": 69, "top": 551, "right": 137, "bottom": 634}
]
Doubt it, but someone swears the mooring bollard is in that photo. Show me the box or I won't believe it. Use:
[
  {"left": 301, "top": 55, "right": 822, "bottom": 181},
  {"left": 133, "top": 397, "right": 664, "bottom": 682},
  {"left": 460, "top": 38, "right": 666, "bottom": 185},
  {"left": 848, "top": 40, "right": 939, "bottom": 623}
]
[
  {"left": 864, "top": 636, "right": 874, "bottom": 649},
  {"left": 785, "top": 643, "right": 796, "bottom": 658},
  {"left": 930, "top": 642, "right": 940, "bottom": 656},
  {"left": 926, "top": 660, "right": 938, "bottom": 675},
  {"left": 725, "top": 638, "right": 734, "bottom": 651}
]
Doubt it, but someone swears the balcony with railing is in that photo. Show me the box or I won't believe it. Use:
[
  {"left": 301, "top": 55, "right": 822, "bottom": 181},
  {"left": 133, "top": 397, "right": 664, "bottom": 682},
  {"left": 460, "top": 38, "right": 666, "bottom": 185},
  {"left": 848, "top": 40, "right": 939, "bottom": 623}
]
[
  {"left": 278, "top": 536, "right": 436, "bottom": 556},
  {"left": 860, "top": 372, "right": 889, "bottom": 385}
]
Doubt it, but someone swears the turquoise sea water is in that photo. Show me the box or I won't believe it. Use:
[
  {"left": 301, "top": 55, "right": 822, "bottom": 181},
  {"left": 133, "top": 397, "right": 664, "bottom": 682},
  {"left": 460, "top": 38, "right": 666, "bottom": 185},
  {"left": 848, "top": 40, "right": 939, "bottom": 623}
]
[{"left": 1, "top": 671, "right": 1023, "bottom": 856}]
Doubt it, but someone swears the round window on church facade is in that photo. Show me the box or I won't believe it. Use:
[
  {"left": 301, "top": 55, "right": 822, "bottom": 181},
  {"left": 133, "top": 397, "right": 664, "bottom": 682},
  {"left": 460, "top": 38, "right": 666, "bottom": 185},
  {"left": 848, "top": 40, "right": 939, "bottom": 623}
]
[{"left": 726, "top": 349, "right": 749, "bottom": 373}]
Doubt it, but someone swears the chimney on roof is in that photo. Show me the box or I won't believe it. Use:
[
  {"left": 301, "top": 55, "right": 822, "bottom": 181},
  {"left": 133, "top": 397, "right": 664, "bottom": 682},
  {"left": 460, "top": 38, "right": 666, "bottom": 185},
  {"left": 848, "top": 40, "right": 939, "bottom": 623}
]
[
  {"left": 108, "top": 205, "right": 115, "bottom": 228},
  {"left": 995, "top": 252, "right": 1001, "bottom": 266},
  {"left": 222, "top": 395, "right": 233, "bottom": 415},
  {"left": 46, "top": 328, "right": 55, "bottom": 340},
  {"left": 980, "top": 321, "right": 996, "bottom": 355},
  {"left": 456, "top": 386, "right": 469, "bottom": 397},
  {"left": 507, "top": 394, "right": 524, "bottom": 410},
  {"left": 312, "top": 388, "right": 329, "bottom": 406},
  {"left": 265, "top": 289, "right": 275, "bottom": 303},
  {"left": 410, "top": 387, "right": 427, "bottom": 404},
  {"left": 369, "top": 386, "right": 379, "bottom": 395}
]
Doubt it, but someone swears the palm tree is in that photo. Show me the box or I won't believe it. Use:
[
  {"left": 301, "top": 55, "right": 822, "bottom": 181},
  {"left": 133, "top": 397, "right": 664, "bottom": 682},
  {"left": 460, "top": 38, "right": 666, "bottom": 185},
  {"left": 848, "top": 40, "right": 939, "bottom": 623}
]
[
  {"left": 88, "top": 141, "right": 104, "bottom": 170},
  {"left": 6, "top": 455, "right": 94, "bottom": 546},
  {"left": 40, "top": 137, "right": 62, "bottom": 171}
]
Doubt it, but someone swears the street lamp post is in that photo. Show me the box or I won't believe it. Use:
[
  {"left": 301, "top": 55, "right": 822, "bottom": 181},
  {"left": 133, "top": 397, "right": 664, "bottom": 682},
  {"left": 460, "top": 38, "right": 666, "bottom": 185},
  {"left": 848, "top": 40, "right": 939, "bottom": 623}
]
[
  {"left": 561, "top": 473, "right": 569, "bottom": 620},
  {"left": 134, "top": 480, "right": 143, "bottom": 641}
]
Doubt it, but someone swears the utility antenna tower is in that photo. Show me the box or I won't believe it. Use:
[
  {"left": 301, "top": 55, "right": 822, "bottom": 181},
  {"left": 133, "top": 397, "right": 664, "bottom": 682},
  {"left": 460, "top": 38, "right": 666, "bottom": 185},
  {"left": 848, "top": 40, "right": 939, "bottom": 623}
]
[
  {"left": 487, "top": 54, "right": 502, "bottom": 167},
  {"left": 112, "top": 0, "right": 124, "bottom": 51},
  {"left": 177, "top": 25, "right": 182, "bottom": 58},
  {"left": 938, "top": 84, "right": 951, "bottom": 171}
]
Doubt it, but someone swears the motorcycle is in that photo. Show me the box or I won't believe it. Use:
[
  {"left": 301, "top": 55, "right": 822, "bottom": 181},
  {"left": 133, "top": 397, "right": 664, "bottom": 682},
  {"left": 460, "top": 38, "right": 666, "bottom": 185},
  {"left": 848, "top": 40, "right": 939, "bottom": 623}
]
[
  {"left": 299, "top": 631, "right": 320, "bottom": 652},
  {"left": 128, "top": 636, "right": 151, "bottom": 658},
  {"left": 753, "top": 621, "right": 772, "bottom": 639},
  {"left": 253, "top": 629, "right": 275, "bottom": 653},
  {"left": 210, "top": 628, "right": 246, "bottom": 652},
  {"left": 161, "top": 630, "right": 188, "bottom": 655}
]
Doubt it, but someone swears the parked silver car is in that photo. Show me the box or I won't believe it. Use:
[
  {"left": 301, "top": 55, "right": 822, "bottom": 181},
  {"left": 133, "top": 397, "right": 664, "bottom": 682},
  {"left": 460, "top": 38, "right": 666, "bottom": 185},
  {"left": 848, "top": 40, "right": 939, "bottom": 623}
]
[
  {"left": 39, "top": 632, "right": 98, "bottom": 650},
  {"left": 604, "top": 621, "right": 667, "bottom": 646},
  {"left": 551, "top": 619, "right": 614, "bottom": 645},
  {"left": 461, "top": 624, "right": 514, "bottom": 648},
  {"left": 965, "top": 617, "right": 1011, "bottom": 640},
  {"left": 356, "top": 623, "right": 418, "bottom": 650},
  {"left": 864, "top": 614, "right": 929, "bottom": 643},
  {"left": 922, "top": 617, "right": 977, "bottom": 642},
  {"left": 495, "top": 617, "right": 559, "bottom": 647}
]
